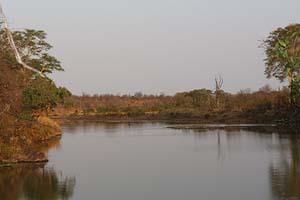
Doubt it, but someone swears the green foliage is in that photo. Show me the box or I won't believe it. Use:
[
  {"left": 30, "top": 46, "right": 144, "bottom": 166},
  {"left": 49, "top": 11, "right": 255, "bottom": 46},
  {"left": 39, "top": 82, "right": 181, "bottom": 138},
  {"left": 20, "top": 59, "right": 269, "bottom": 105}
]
[
  {"left": 96, "top": 106, "right": 114, "bottom": 113},
  {"left": 174, "top": 93, "right": 193, "bottom": 107},
  {"left": 160, "top": 108, "right": 202, "bottom": 118},
  {"left": 262, "top": 24, "right": 300, "bottom": 106},
  {"left": 65, "top": 86, "right": 300, "bottom": 122},
  {"left": 0, "top": 25, "right": 63, "bottom": 74},
  {"left": 56, "top": 87, "right": 72, "bottom": 105},
  {"left": 262, "top": 24, "right": 300, "bottom": 81},
  {"left": 175, "top": 89, "right": 213, "bottom": 110},
  {"left": 290, "top": 79, "right": 300, "bottom": 105},
  {"left": 18, "top": 111, "right": 34, "bottom": 121},
  {"left": 127, "top": 107, "right": 145, "bottom": 117},
  {"left": 22, "top": 78, "right": 72, "bottom": 111}
]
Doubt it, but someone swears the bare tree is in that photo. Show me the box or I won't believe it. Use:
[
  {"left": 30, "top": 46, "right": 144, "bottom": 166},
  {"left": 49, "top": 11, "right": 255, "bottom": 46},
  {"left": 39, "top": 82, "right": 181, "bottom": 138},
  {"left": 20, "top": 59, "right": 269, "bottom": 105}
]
[
  {"left": 214, "top": 75, "right": 224, "bottom": 110},
  {"left": 215, "top": 75, "right": 223, "bottom": 92}
]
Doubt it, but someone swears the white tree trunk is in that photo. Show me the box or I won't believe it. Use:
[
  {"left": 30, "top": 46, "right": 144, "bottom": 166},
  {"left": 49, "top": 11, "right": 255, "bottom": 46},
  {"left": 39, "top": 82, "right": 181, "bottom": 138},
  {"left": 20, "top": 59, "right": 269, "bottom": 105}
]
[{"left": 0, "top": 1, "right": 45, "bottom": 77}]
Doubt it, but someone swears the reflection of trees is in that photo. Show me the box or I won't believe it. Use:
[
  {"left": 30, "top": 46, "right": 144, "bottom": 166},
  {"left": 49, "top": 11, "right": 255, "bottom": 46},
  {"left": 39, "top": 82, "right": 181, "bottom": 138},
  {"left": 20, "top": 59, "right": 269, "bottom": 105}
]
[
  {"left": 270, "top": 136, "right": 300, "bottom": 200},
  {"left": 0, "top": 164, "right": 75, "bottom": 200},
  {"left": 179, "top": 125, "right": 300, "bottom": 199},
  {"left": 63, "top": 121, "right": 159, "bottom": 135}
]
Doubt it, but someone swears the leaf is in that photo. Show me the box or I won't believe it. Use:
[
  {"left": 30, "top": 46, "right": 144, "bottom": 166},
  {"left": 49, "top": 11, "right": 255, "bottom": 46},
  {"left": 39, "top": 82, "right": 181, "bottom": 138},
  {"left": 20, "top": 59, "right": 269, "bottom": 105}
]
[
  {"left": 284, "top": 68, "right": 291, "bottom": 77},
  {"left": 278, "top": 39, "right": 287, "bottom": 47},
  {"left": 297, "top": 73, "right": 300, "bottom": 80},
  {"left": 283, "top": 50, "right": 289, "bottom": 58},
  {"left": 290, "top": 57, "right": 295, "bottom": 64},
  {"left": 291, "top": 31, "right": 298, "bottom": 39}
]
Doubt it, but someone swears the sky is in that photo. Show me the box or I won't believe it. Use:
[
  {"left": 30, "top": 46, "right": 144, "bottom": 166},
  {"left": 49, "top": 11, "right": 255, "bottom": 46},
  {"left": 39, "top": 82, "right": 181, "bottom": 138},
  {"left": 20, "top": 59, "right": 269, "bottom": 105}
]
[{"left": 2, "top": 0, "right": 300, "bottom": 95}]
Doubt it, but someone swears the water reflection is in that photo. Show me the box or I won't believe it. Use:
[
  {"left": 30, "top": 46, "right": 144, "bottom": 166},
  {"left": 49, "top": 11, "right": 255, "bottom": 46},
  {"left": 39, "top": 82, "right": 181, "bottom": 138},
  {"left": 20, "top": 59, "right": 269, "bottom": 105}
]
[
  {"left": 2, "top": 122, "right": 299, "bottom": 200},
  {"left": 0, "top": 137, "right": 75, "bottom": 200},
  {"left": 0, "top": 164, "right": 75, "bottom": 200},
  {"left": 270, "top": 135, "right": 300, "bottom": 200},
  {"left": 187, "top": 126, "right": 300, "bottom": 200},
  {"left": 63, "top": 121, "right": 161, "bottom": 135}
]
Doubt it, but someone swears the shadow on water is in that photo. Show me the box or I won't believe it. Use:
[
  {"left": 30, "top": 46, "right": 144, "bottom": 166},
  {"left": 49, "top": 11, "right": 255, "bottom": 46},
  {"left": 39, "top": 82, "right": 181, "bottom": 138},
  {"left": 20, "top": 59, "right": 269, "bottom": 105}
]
[
  {"left": 270, "top": 135, "right": 300, "bottom": 200},
  {"left": 0, "top": 164, "right": 75, "bottom": 200}
]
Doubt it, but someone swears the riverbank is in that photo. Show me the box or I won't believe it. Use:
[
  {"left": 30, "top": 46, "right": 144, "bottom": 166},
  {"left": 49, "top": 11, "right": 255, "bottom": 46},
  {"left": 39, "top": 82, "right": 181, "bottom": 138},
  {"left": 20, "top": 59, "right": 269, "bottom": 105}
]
[
  {"left": 0, "top": 54, "right": 67, "bottom": 165},
  {"left": 0, "top": 116, "right": 62, "bottom": 165},
  {"left": 50, "top": 109, "right": 283, "bottom": 125},
  {"left": 167, "top": 123, "right": 300, "bottom": 136},
  {"left": 0, "top": 58, "right": 63, "bottom": 164}
]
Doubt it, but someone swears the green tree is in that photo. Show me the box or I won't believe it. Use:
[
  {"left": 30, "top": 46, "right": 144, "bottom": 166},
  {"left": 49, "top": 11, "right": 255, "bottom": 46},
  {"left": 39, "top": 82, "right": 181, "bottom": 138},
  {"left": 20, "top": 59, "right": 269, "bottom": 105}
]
[
  {"left": 262, "top": 24, "right": 300, "bottom": 106},
  {"left": 186, "top": 89, "right": 213, "bottom": 110},
  {"left": 22, "top": 78, "right": 72, "bottom": 112},
  {"left": 0, "top": 25, "right": 63, "bottom": 74},
  {"left": 56, "top": 87, "right": 72, "bottom": 105}
]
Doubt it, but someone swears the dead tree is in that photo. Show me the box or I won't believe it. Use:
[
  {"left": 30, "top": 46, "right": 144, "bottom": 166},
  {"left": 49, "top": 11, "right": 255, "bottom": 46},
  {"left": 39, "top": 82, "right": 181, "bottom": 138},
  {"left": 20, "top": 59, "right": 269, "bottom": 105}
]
[
  {"left": 215, "top": 75, "right": 223, "bottom": 92},
  {"left": 214, "top": 75, "right": 224, "bottom": 110}
]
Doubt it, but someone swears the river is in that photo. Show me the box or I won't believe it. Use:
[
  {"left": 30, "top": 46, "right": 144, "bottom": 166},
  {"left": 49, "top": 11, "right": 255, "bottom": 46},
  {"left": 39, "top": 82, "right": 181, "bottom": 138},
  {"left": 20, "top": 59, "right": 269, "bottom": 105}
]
[{"left": 1, "top": 122, "right": 299, "bottom": 200}]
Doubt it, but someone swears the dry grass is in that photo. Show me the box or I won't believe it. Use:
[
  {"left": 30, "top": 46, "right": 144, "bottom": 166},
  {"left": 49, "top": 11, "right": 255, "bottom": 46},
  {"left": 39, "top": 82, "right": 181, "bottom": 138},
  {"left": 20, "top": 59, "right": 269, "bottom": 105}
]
[{"left": 37, "top": 116, "right": 61, "bottom": 132}]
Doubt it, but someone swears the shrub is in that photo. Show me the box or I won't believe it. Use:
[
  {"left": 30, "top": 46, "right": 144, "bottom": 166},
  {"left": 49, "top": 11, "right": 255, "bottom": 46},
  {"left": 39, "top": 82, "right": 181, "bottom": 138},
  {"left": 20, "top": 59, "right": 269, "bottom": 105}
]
[
  {"left": 22, "top": 77, "right": 72, "bottom": 112},
  {"left": 96, "top": 106, "right": 113, "bottom": 113},
  {"left": 127, "top": 107, "right": 145, "bottom": 117}
]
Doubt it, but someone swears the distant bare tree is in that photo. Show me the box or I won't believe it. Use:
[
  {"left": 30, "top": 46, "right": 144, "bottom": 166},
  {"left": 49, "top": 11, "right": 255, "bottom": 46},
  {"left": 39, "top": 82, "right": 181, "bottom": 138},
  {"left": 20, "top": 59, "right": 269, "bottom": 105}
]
[
  {"left": 214, "top": 76, "right": 224, "bottom": 110},
  {"left": 215, "top": 75, "right": 223, "bottom": 92}
]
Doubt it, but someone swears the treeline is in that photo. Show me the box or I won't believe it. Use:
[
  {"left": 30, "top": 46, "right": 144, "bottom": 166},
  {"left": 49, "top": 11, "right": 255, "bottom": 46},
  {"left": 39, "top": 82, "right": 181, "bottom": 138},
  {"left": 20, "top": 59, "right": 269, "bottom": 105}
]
[
  {"left": 52, "top": 84, "right": 294, "bottom": 123},
  {"left": 53, "top": 23, "right": 300, "bottom": 123}
]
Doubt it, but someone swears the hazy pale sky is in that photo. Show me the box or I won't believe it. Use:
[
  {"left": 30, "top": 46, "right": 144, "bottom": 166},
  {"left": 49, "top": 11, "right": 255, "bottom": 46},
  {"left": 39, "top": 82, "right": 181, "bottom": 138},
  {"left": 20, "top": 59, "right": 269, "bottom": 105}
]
[{"left": 3, "top": 0, "right": 300, "bottom": 95}]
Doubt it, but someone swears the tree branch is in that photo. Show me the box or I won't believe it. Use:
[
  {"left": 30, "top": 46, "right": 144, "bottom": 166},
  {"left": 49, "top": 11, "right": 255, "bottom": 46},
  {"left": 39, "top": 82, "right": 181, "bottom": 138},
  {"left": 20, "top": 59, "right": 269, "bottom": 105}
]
[{"left": 0, "top": 2, "right": 45, "bottom": 77}]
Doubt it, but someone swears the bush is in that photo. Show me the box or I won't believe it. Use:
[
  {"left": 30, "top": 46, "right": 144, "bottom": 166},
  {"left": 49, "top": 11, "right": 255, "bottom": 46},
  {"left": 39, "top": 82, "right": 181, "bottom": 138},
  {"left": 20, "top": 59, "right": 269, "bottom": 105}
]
[
  {"left": 22, "top": 77, "right": 72, "bottom": 112},
  {"left": 127, "top": 107, "right": 145, "bottom": 117},
  {"left": 160, "top": 108, "right": 201, "bottom": 118},
  {"left": 96, "top": 106, "right": 113, "bottom": 113}
]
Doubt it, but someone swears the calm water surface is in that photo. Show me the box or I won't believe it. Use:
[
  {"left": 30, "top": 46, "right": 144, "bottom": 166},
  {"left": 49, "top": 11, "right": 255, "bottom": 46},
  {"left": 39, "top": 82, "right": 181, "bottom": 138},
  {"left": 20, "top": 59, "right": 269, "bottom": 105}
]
[{"left": 1, "top": 122, "right": 300, "bottom": 200}]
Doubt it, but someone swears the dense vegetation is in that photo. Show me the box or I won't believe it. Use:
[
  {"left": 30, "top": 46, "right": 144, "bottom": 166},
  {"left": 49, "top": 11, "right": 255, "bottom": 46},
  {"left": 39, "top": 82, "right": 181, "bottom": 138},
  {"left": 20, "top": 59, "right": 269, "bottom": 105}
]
[
  {"left": 262, "top": 24, "right": 300, "bottom": 107},
  {"left": 0, "top": 23, "right": 70, "bottom": 163},
  {"left": 51, "top": 84, "right": 292, "bottom": 123}
]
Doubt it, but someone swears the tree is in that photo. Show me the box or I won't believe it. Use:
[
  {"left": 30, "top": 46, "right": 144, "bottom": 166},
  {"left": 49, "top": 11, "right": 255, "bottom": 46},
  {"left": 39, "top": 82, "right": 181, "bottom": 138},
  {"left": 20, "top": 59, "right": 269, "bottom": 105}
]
[
  {"left": 262, "top": 24, "right": 300, "bottom": 106},
  {"left": 22, "top": 78, "right": 72, "bottom": 112},
  {"left": 186, "top": 89, "right": 213, "bottom": 110},
  {"left": 214, "top": 76, "right": 225, "bottom": 110},
  {"left": 56, "top": 87, "right": 72, "bottom": 105},
  {"left": 0, "top": 26, "right": 63, "bottom": 74}
]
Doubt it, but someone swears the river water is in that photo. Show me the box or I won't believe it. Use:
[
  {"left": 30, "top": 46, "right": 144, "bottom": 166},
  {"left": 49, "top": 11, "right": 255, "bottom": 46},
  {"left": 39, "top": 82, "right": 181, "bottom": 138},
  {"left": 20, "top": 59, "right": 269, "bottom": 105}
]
[{"left": 1, "top": 122, "right": 299, "bottom": 200}]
